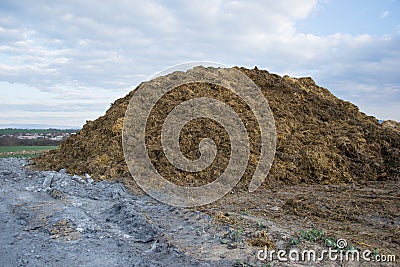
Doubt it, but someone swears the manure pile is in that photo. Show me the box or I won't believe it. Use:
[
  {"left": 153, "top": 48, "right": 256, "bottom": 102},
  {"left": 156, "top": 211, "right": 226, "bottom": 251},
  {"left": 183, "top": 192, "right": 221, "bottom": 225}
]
[{"left": 33, "top": 67, "right": 400, "bottom": 191}]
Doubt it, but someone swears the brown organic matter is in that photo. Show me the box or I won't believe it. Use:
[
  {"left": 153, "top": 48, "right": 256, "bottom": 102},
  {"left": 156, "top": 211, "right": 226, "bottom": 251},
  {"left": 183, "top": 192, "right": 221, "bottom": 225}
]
[{"left": 33, "top": 66, "right": 399, "bottom": 189}]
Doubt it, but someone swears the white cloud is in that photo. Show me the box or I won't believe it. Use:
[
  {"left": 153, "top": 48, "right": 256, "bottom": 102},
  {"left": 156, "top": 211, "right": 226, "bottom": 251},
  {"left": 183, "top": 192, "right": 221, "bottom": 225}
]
[{"left": 0, "top": 0, "right": 399, "bottom": 125}]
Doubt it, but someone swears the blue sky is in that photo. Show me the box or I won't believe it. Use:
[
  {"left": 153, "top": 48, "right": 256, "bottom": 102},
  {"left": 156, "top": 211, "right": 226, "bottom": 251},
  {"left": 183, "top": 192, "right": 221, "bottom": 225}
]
[
  {"left": 300, "top": 0, "right": 399, "bottom": 36},
  {"left": 0, "top": 0, "right": 399, "bottom": 127}
]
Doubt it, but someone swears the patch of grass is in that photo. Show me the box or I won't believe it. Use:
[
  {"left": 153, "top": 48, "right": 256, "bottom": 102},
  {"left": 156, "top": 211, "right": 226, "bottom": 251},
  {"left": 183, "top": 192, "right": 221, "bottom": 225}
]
[
  {"left": 289, "top": 236, "right": 301, "bottom": 246},
  {"left": 230, "top": 226, "right": 244, "bottom": 242},
  {"left": 222, "top": 226, "right": 244, "bottom": 243},
  {"left": 300, "top": 227, "right": 326, "bottom": 243},
  {"left": 0, "top": 146, "right": 58, "bottom": 158},
  {"left": 372, "top": 248, "right": 382, "bottom": 260},
  {"left": 257, "top": 219, "right": 266, "bottom": 229},
  {"left": 0, "top": 145, "right": 58, "bottom": 153},
  {"left": 240, "top": 209, "right": 251, "bottom": 216},
  {"left": 290, "top": 227, "right": 354, "bottom": 250}
]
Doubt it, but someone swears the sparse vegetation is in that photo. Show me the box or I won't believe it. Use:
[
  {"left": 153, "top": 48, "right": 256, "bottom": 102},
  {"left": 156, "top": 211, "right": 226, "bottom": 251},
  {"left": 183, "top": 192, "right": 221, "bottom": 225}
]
[
  {"left": 229, "top": 226, "right": 244, "bottom": 242},
  {"left": 290, "top": 227, "right": 355, "bottom": 251},
  {"left": 0, "top": 146, "right": 58, "bottom": 158}
]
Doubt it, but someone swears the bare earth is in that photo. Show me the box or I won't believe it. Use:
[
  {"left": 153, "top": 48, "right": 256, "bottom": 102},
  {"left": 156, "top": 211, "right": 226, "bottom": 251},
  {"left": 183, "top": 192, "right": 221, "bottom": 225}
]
[{"left": 1, "top": 158, "right": 398, "bottom": 266}]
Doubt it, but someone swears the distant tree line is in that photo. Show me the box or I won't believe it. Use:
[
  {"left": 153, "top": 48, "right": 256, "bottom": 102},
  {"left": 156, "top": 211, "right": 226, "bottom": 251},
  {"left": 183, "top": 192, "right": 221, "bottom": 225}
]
[
  {"left": 0, "top": 136, "right": 61, "bottom": 146},
  {"left": 0, "top": 128, "right": 78, "bottom": 135}
]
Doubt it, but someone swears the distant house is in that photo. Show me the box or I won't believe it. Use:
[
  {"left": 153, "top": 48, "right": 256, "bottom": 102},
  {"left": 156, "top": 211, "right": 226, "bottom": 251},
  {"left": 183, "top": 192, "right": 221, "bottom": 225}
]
[
  {"left": 17, "top": 135, "right": 37, "bottom": 140},
  {"left": 49, "top": 136, "right": 64, "bottom": 141}
]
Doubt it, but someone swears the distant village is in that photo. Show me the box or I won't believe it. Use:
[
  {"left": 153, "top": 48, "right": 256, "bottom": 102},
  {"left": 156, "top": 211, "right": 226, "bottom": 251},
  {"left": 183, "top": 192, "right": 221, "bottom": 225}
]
[
  {"left": 0, "top": 129, "right": 79, "bottom": 146},
  {"left": 2, "top": 131, "right": 76, "bottom": 141}
]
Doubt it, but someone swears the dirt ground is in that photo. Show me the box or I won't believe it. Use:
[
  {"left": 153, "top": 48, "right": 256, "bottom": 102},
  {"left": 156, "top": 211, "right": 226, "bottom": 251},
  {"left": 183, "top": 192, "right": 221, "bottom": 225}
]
[
  {"left": 1, "top": 157, "right": 395, "bottom": 266},
  {"left": 204, "top": 180, "right": 400, "bottom": 263},
  {"left": 28, "top": 66, "right": 399, "bottom": 266}
]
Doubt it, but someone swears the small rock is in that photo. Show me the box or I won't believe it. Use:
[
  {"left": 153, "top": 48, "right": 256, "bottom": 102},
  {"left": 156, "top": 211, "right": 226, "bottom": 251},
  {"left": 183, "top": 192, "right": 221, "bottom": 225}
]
[
  {"left": 85, "top": 173, "right": 94, "bottom": 184},
  {"left": 72, "top": 175, "right": 84, "bottom": 183},
  {"left": 72, "top": 202, "right": 83, "bottom": 207},
  {"left": 42, "top": 174, "right": 54, "bottom": 189},
  {"left": 0, "top": 170, "right": 12, "bottom": 176},
  {"left": 52, "top": 172, "right": 64, "bottom": 183},
  {"left": 145, "top": 240, "right": 158, "bottom": 253},
  {"left": 48, "top": 189, "right": 64, "bottom": 199},
  {"left": 25, "top": 186, "right": 35, "bottom": 191},
  {"left": 227, "top": 243, "right": 237, "bottom": 249}
]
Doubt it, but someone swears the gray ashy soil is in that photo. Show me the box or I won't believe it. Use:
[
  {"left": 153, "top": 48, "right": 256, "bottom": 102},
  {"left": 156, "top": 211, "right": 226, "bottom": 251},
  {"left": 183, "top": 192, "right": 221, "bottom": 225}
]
[
  {"left": 0, "top": 158, "right": 245, "bottom": 267},
  {"left": 1, "top": 158, "right": 397, "bottom": 267}
]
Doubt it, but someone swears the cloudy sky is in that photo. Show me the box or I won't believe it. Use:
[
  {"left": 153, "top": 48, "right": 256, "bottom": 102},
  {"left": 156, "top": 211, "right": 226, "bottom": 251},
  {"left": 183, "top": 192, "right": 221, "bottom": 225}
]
[{"left": 1, "top": 0, "right": 399, "bottom": 127}]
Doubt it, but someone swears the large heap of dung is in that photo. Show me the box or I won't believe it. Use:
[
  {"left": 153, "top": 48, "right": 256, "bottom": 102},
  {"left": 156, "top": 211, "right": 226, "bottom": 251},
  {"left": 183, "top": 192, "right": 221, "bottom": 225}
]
[{"left": 33, "top": 67, "right": 399, "bottom": 191}]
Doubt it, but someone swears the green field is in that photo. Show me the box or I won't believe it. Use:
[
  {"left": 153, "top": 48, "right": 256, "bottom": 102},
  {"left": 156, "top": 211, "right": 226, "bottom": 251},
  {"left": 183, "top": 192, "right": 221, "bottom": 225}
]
[{"left": 0, "top": 146, "right": 58, "bottom": 158}]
